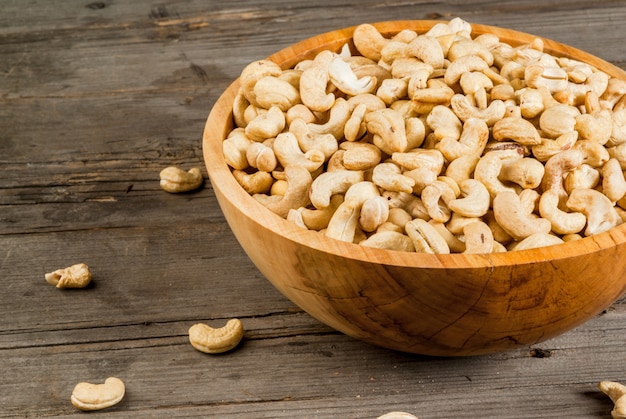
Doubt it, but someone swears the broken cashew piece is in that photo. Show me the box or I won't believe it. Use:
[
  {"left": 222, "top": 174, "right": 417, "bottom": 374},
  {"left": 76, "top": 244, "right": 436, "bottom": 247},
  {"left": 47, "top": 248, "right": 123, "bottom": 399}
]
[
  {"left": 188, "top": 318, "right": 244, "bottom": 354},
  {"left": 45, "top": 263, "right": 92, "bottom": 289},
  {"left": 159, "top": 167, "right": 203, "bottom": 193},
  {"left": 71, "top": 377, "right": 125, "bottom": 411},
  {"left": 598, "top": 380, "right": 626, "bottom": 419}
]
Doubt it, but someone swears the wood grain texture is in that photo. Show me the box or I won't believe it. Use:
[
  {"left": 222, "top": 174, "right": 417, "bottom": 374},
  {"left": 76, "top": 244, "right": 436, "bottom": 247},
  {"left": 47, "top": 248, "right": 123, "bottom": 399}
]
[{"left": 2, "top": 0, "right": 626, "bottom": 417}]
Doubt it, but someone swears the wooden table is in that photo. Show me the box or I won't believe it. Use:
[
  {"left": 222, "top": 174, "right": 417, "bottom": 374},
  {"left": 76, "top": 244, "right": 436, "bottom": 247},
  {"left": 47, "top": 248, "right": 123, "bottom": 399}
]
[{"left": 2, "top": 1, "right": 625, "bottom": 417}]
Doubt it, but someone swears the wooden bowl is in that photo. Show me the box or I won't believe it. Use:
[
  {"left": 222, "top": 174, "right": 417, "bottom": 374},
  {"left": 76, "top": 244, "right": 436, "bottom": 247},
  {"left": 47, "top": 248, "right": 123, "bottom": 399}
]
[{"left": 203, "top": 21, "right": 626, "bottom": 356}]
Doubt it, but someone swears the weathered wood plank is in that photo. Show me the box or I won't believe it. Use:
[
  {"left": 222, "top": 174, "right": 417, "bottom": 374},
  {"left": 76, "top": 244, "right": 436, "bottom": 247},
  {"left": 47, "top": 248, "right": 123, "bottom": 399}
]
[{"left": 2, "top": 0, "right": 626, "bottom": 417}]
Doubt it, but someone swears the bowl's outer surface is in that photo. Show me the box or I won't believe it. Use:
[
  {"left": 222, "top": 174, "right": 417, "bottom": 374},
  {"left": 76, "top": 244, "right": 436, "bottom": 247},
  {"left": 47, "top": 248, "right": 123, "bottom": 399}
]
[{"left": 203, "top": 21, "right": 626, "bottom": 356}]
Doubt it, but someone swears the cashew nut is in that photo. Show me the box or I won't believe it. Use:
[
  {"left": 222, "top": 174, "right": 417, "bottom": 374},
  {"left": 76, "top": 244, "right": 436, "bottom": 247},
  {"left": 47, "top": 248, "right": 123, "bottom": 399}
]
[
  {"left": 493, "top": 190, "right": 552, "bottom": 240},
  {"left": 45, "top": 263, "right": 92, "bottom": 289},
  {"left": 602, "top": 158, "right": 626, "bottom": 202},
  {"left": 244, "top": 105, "right": 286, "bottom": 142},
  {"left": 253, "top": 165, "right": 312, "bottom": 218},
  {"left": 233, "top": 170, "right": 274, "bottom": 195},
  {"left": 223, "top": 128, "right": 252, "bottom": 170},
  {"left": 405, "top": 218, "right": 450, "bottom": 254},
  {"left": 159, "top": 167, "right": 203, "bottom": 193},
  {"left": 273, "top": 132, "right": 325, "bottom": 173},
  {"left": 598, "top": 380, "right": 626, "bottom": 419},
  {"left": 508, "top": 232, "right": 564, "bottom": 251},
  {"left": 310, "top": 169, "right": 364, "bottom": 209},
  {"left": 372, "top": 162, "right": 415, "bottom": 194},
  {"left": 253, "top": 75, "right": 301, "bottom": 111},
  {"left": 492, "top": 116, "right": 542, "bottom": 146},
  {"left": 360, "top": 230, "right": 415, "bottom": 252},
  {"left": 448, "top": 178, "right": 490, "bottom": 218},
  {"left": 436, "top": 117, "right": 490, "bottom": 161},
  {"left": 566, "top": 188, "right": 621, "bottom": 236},
  {"left": 246, "top": 141, "right": 277, "bottom": 172},
  {"left": 463, "top": 221, "right": 494, "bottom": 254},
  {"left": 71, "top": 377, "right": 125, "bottom": 411},
  {"left": 499, "top": 157, "right": 545, "bottom": 189},
  {"left": 538, "top": 188, "right": 587, "bottom": 235},
  {"left": 352, "top": 23, "right": 389, "bottom": 62},
  {"left": 188, "top": 318, "right": 244, "bottom": 354},
  {"left": 421, "top": 179, "right": 457, "bottom": 223},
  {"left": 541, "top": 149, "right": 584, "bottom": 209},
  {"left": 359, "top": 195, "right": 390, "bottom": 232},
  {"left": 328, "top": 56, "right": 377, "bottom": 96}
]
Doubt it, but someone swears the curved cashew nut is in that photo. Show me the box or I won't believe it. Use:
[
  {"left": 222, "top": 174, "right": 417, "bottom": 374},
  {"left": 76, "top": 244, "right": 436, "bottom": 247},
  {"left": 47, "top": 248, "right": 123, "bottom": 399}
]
[
  {"left": 159, "top": 167, "right": 204, "bottom": 193},
  {"left": 406, "top": 35, "right": 444, "bottom": 69},
  {"left": 444, "top": 55, "right": 489, "bottom": 86},
  {"left": 328, "top": 56, "right": 377, "bottom": 96},
  {"left": 493, "top": 190, "right": 552, "bottom": 240},
  {"left": 448, "top": 39, "right": 494, "bottom": 67},
  {"left": 45, "top": 263, "right": 92, "bottom": 289},
  {"left": 223, "top": 128, "right": 252, "bottom": 170},
  {"left": 404, "top": 218, "right": 450, "bottom": 254},
  {"left": 352, "top": 23, "right": 389, "bottom": 62},
  {"left": 459, "top": 71, "right": 493, "bottom": 109},
  {"left": 273, "top": 132, "right": 325, "bottom": 173},
  {"left": 310, "top": 169, "right": 364, "bottom": 209},
  {"left": 436, "top": 117, "right": 489, "bottom": 161},
  {"left": 426, "top": 104, "right": 462, "bottom": 140},
  {"left": 391, "top": 149, "right": 445, "bottom": 173},
  {"left": 359, "top": 195, "right": 390, "bottom": 232},
  {"left": 445, "top": 154, "right": 480, "bottom": 185},
  {"left": 296, "top": 194, "right": 344, "bottom": 231},
  {"left": 244, "top": 106, "right": 286, "bottom": 142},
  {"left": 492, "top": 116, "right": 542, "bottom": 146},
  {"left": 603, "top": 158, "right": 626, "bottom": 203},
  {"left": 233, "top": 170, "right": 274, "bottom": 195},
  {"left": 541, "top": 149, "right": 584, "bottom": 209},
  {"left": 253, "top": 76, "right": 301, "bottom": 111},
  {"left": 573, "top": 139, "right": 610, "bottom": 168},
  {"left": 566, "top": 188, "right": 621, "bottom": 236},
  {"left": 253, "top": 165, "right": 312, "bottom": 218},
  {"left": 299, "top": 50, "right": 335, "bottom": 112},
  {"left": 538, "top": 188, "right": 587, "bottom": 235},
  {"left": 575, "top": 108, "right": 613, "bottom": 145},
  {"left": 448, "top": 178, "right": 490, "bottom": 218},
  {"left": 246, "top": 141, "right": 277, "bottom": 172},
  {"left": 509, "top": 232, "right": 565, "bottom": 251},
  {"left": 474, "top": 152, "right": 519, "bottom": 200},
  {"left": 598, "top": 381, "right": 626, "bottom": 419},
  {"left": 463, "top": 221, "right": 495, "bottom": 254},
  {"left": 377, "top": 78, "right": 409, "bottom": 105},
  {"left": 450, "top": 94, "right": 506, "bottom": 126},
  {"left": 365, "top": 108, "right": 410, "bottom": 154},
  {"left": 290, "top": 119, "right": 338, "bottom": 160},
  {"left": 239, "top": 59, "right": 283, "bottom": 107},
  {"left": 71, "top": 377, "right": 125, "bottom": 411},
  {"left": 499, "top": 157, "right": 545, "bottom": 189},
  {"left": 421, "top": 180, "right": 458, "bottom": 223},
  {"left": 372, "top": 162, "right": 415, "bottom": 194},
  {"left": 524, "top": 64, "right": 569, "bottom": 93},
  {"left": 307, "top": 97, "right": 351, "bottom": 141},
  {"left": 325, "top": 200, "right": 360, "bottom": 243},
  {"left": 188, "top": 318, "right": 244, "bottom": 354},
  {"left": 344, "top": 103, "right": 368, "bottom": 142},
  {"left": 360, "top": 230, "right": 415, "bottom": 252}
]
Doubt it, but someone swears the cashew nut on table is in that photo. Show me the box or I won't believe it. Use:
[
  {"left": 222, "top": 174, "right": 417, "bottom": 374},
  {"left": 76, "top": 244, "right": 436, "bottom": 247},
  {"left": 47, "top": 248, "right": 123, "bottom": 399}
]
[
  {"left": 598, "top": 380, "right": 626, "bottom": 419},
  {"left": 45, "top": 263, "right": 92, "bottom": 289},
  {"left": 188, "top": 318, "right": 244, "bottom": 354},
  {"left": 223, "top": 16, "right": 626, "bottom": 254},
  {"left": 70, "top": 377, "right": 125, "bottom": 411}
]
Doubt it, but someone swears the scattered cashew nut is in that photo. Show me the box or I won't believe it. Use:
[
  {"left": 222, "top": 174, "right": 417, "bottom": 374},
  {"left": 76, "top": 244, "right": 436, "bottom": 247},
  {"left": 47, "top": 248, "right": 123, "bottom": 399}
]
[
  {"left": 188, "top": 318, "right": 244, "bottom": 354},
  {"left": 71, "top": 377, "right": 125, "bottom": 411},
  {"left": 599, "top": 380, "right": 626, "bottom": 419},
  {"left": 45, "top": 263, "right": 92, "bottom": 289},
  {"left": 159, "top": 167, "right": 203, "bottom": 193}
]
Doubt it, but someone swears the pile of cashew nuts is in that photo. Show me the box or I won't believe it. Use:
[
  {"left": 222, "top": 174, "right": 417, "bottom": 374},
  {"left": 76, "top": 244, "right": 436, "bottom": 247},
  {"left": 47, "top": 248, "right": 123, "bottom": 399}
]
[{"left": 224, "top": 17, "right": 626, "bottom": 254}]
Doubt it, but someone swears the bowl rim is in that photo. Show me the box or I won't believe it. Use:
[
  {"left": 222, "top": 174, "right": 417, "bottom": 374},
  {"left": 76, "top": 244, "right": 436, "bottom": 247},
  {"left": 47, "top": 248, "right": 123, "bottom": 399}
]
[{"left": 203, "top": 19, "right": 626, "bottom": 271}]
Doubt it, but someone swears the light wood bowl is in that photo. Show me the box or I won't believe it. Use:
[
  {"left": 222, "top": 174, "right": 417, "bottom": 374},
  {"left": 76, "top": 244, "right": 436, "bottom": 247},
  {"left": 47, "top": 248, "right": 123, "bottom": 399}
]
[{"left": 203, "top": 21, "right": 626, "bottom": 356}]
